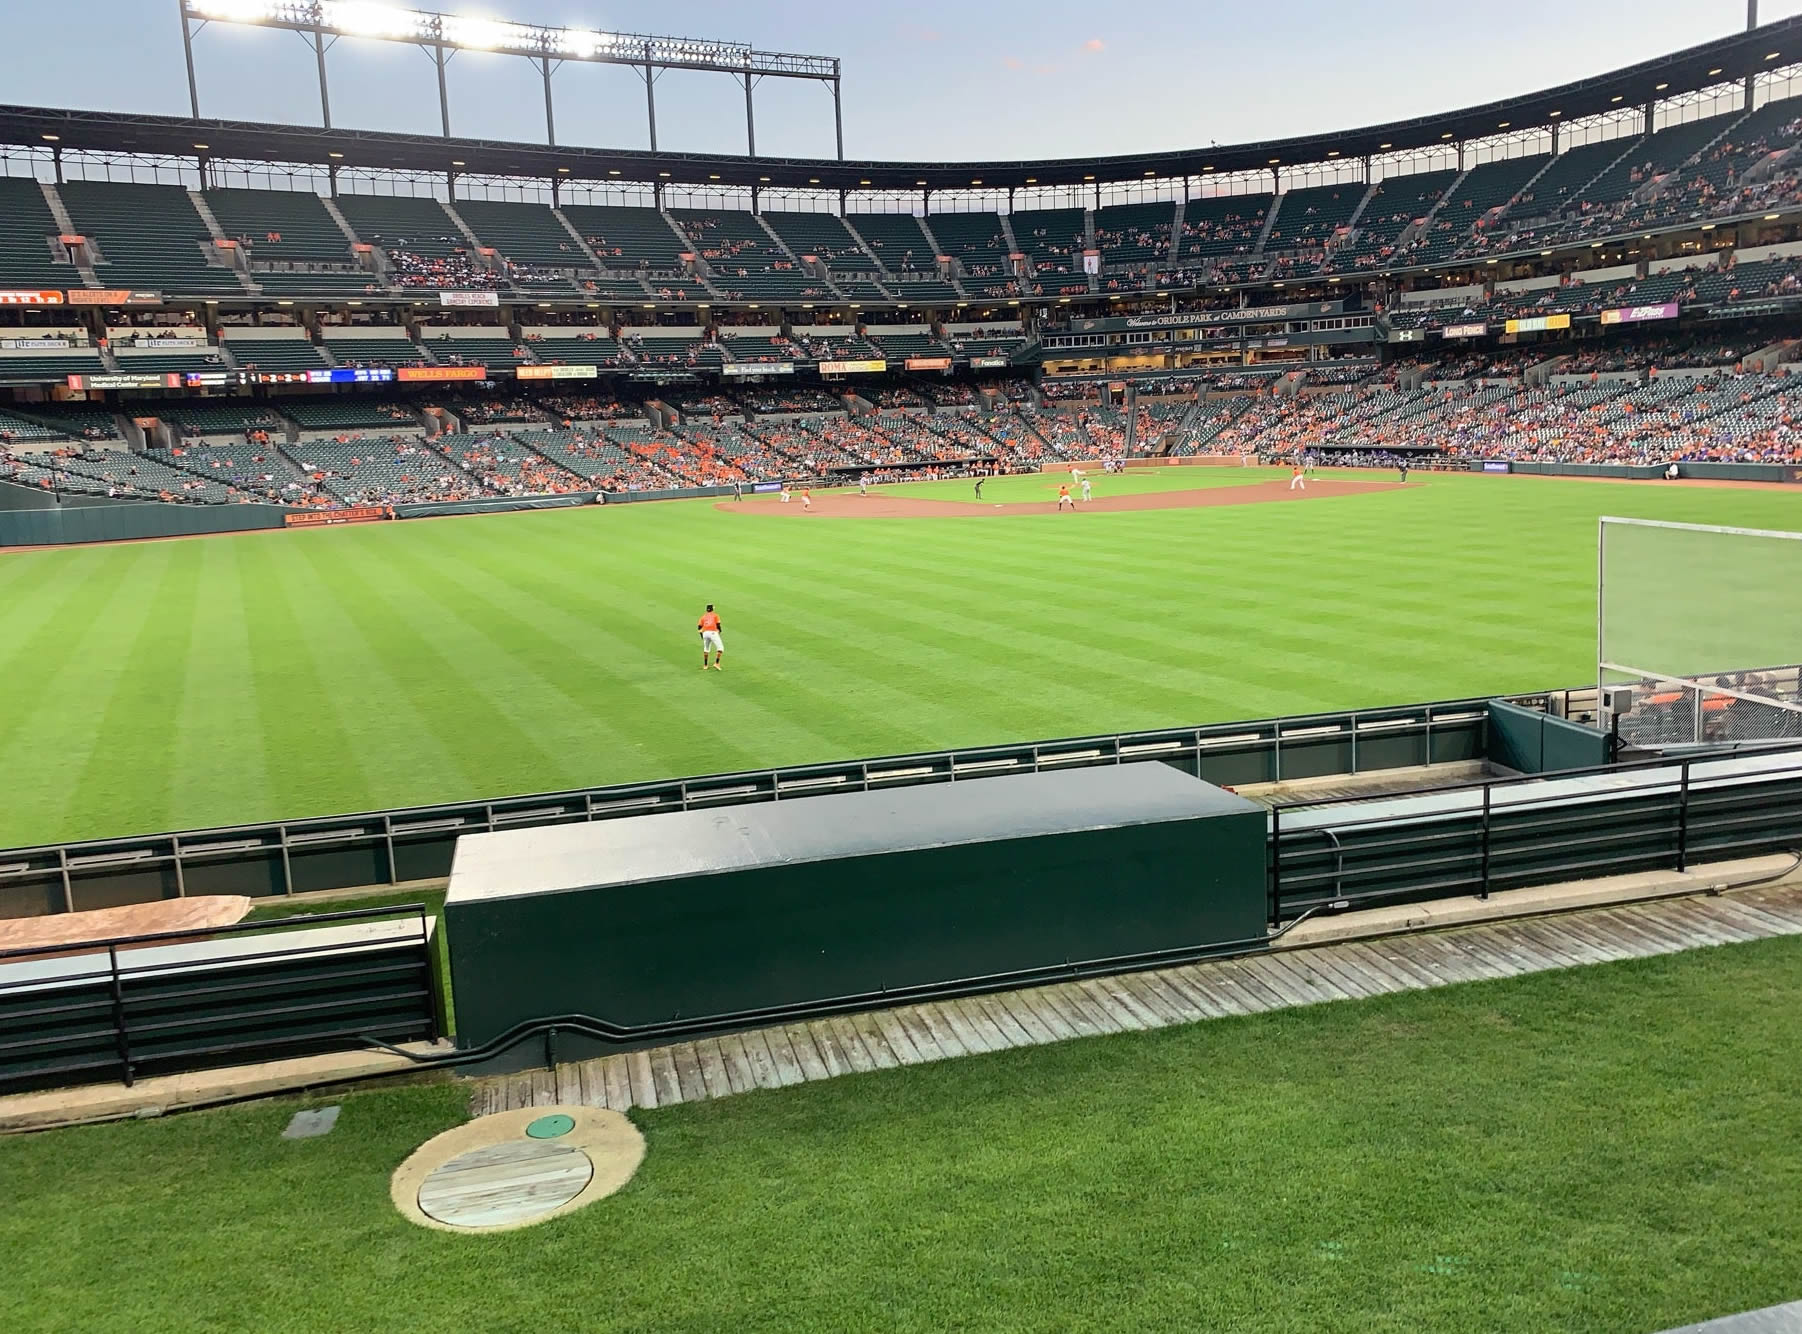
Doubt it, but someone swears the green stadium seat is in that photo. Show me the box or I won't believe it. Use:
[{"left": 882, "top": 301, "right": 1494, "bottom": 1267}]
[
  {"left": 58, "top": 181, "right": 248, "bottom": 296},
  {"left": 0, "top": 177, "right": 81, "bottom": 289}
]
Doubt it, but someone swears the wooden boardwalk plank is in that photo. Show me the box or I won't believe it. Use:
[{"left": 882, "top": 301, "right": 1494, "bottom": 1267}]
[
  {"left": 847, "top": 1012, "right": 901, "bottom": 1070},
  {"left": 649, "top": 1047, "right": 686, "bottom": 1106},
  {"left": 968, "top": 993, "right": 1036, "bottom": 1048},
  {"left": 466, "top": 885, "right": 1802, "bottom": 1118},
  {"left": 602, "top": 1054, "right": 633, "bottom": 1110},
  {"left": 944, "top": 998, "right": 1010, "bottom": 1053},
  {"left": 1011, "top": 987, "right": 1081, "bottom": 1041},
  {"left": 758, "top": 1026, "right": 810, "bottom": 1087},
  {"left": 626, "top": 1050, "right": 658, "bottom": 1109},
  {"left": 908, "top": 1003, "right": 971, "bottom": 1058},
  {"left": 782, "top": 1024, "right": 834, "bottom": 1082},
  {"left": 867, "top": 1007, "right": 928, "bottom": 1064},
  {"left": 826, "top": 1016, "right": 880, "bottom": 1074},
  {"left": 893, "top": 1004, "right": 954, "bottom": 1061}
]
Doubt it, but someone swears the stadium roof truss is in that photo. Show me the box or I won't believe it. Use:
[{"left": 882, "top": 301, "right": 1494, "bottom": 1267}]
[{"left": 3, "top": 16, "right": 1794, "bottom": 197}]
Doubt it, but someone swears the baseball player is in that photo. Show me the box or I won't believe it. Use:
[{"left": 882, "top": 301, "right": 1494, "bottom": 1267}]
[{"left": 697, "top": 604, "right": 725, "bottom": 671}]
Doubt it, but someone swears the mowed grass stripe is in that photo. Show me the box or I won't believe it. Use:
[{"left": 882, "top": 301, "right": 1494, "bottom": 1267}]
[
  {"left": 453, "top": 519, "right": 870, "bottom": 775},
  {"left": 41, "top": 545, "right": 201, "bottom": 842},
  {"left": 232, "top": 538, "right": 383, "bottom": 829},
  {"left": 288, "top": 531, "right": 571, "bottom": 803},
  {"left": 366, "top": 516, "right": 823, "bottom": 783},
  {"left": 0, "top": 547, "right": 183, "bottom": 843},
  {"left": 167, "top": 540, "right": 273, "bottom": 834},
  {"left": 5, "top": 472, "right": 1802, "bottom": 843}
]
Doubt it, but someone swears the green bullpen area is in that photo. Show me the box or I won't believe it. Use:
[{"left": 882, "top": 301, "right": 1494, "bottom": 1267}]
[
  {"left": 3, "top": 934, "right": 1798, "bottom": 1333},
  {"left": 2, "top": 468, "right": 1801, "bottom": 847}
]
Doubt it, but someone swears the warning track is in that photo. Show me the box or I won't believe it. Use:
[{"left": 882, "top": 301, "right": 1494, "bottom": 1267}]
[{"left": 714, "top": 477, "right": 1407, "bottom": 518}]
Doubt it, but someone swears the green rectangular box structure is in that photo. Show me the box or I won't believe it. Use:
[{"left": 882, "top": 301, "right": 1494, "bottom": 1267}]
[{"left": 445, "top": 766, "right": 1267, "bottom": 1072}]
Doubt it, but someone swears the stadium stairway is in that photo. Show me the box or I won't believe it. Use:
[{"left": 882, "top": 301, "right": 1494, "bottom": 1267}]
[
  {"left": 438, "top": 199, "right": 494, "bottom": 277},
  {"left": 188, "top": 190, "right": 260, "bottom": 297},
  {"left": 37, "top": 184, "right": 99, "bottom": 287},
  {"left": 551, "top": 207, "right": 618, "bottom": 280},
  {"left": 1251, "top": 192, "right": 1283, "bottom": 254},
  {"left": 1399, "top": 164, "right": 1471, "bottom": 250},
  {"left": 318, "top": 194, "right": 362, "bottom": 249}
]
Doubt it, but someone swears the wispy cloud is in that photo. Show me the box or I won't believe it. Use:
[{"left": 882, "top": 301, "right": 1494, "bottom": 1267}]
[
  {"left": 1002, "top": 55, "right": 1024, "bottom": 70},
  {"left": 1083, "top": 37, "right": 1106, "bottom": 53},
  {"left": 898, "top": 24, "right": 942, "bottom": 42}
]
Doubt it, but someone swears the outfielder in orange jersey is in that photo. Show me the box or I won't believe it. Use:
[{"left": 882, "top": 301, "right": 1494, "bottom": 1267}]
[
  {"left": 698, "top": 604, "right": 725, "bottom": 670},
  {"left": 1057, "top": 483, "right": 1075, "bottom": 511}
]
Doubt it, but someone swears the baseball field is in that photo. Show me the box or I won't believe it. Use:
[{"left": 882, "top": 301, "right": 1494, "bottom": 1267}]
[
  {"left": 4, "top": 465, "right": 1802, "bottom": 848},
  {"left": 7, "top": 467, "right": 1802, "bottom": 1334}
]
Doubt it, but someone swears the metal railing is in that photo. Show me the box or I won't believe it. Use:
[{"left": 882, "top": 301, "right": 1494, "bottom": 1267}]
[
  {"left": 0, "top": 696, "right": 1496, "bottom": 918},
  {"left": 1268, "top": 743, "right": 1802, "bottom": 924},
  {"left": 0, "top": 904, "right": 441, "bottom": 1092}
]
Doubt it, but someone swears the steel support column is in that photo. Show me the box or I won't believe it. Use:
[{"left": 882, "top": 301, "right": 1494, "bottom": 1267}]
[
  {"left": 745, "top": 71, "right": 756, "bottom": 156},
  {"left": 314, "top": 28, "right": 332, "bottom": 130},
  {"left": 832, "top": 74, "right": 844, "bottom": 160},
  {"left": 434, "top": 43, "right": 451, "bottom": 137},
  {"left": 645, "top": 47, "right": 659, "bottom": 151},
  {"left": 542, "top": 56, "right": 557, "bottom": 146},
  {"left": 179, "top": 0, "right": 201, "bottom": 119}
]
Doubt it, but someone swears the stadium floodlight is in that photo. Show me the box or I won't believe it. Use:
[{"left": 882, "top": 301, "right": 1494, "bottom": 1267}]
[{"left": 177, "top": 0, "right": 845, "bottom": 159}]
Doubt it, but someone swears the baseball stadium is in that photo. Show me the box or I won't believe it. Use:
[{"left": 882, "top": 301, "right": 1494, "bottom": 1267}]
[{"left": 4, "top": 4, "right": 1802, "bottom": 1331}]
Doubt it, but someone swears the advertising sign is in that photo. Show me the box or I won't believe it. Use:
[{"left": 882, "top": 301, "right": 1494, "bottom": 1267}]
[
  {"left": 396, "top": 365, "right": 488, "bottom": 382},
  {"left": 1503, "top": 314, "right": 1572, "bottom": 333},
  {"left": 721, "top": 362, "right": 794, "bottom": 376},
  {"left": 0, "top": 291, "right": 63, "bottom": 306},
  {"left": 67, "top": 290, "right": 162, "bottom": 306},
  {"left": 438, "top": 291, "right": 501, "bottom": 307},
  {"left": 516, "top": 364, "right": 599, "bottom": 380},
  {"left": 1442, "top": 322, "right": 1489, "bottom": 339},
  {"left": 969, "top": 356, "right": 1009, "bottom": 368},
  {"left": 1599, "top": 303, "right": 1680, "bottom": 325},
  {"left": 819, "top": 359, "right": 887, "bottom": 374},
  {"left": 284, "top": 506, "right": 389, "bottom": 528},
  {"left": 904, "top": 356, "right": 953, "bottom": 371},
  {"left": 66, "top": 372, "right": 182, "bottom": 390}
]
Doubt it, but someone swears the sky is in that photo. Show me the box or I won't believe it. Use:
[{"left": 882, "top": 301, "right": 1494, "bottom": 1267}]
[{"left": 6, "top": 0, "right": 1801, "bottom": 163}]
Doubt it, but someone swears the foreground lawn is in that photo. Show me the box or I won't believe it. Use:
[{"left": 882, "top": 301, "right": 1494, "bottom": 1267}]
[
  {"left": 3, "top": 470, "right": 1802, "bottom": 844},
  {"left": 3, "top": 935, "right": 1799, "bottom": 1333}
]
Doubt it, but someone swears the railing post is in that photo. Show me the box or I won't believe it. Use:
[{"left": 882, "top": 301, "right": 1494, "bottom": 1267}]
[
  {"left": 1677, "top": 759, "right": 1691, "bottom": 872},
  {"left": 107, "top": 944, "right": 134, "bottom": 1088},
  {"left": 1350, "top": 713, "right": 1358, "bottom": 775},
  {"left": 1268, "top": 805, "right": 1281, "bottom": 926},
  {"left": 277, "top": 826, "right": 294, "bottom": 897},
  {"left": 383, "top": 814, "right": 398, "bottom": 887},
  {"left": 1272, "top": 726, "right": 1282, "bottom": 784},
  {"left": 1478, "top": 782, "right": 1492, "bottom": 900},
  {"left": 171, "top": 835, "right": 187, "bottom": 898}
]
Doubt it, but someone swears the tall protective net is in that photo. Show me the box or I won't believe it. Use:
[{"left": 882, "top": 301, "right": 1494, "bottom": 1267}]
[{"left": 1600, "top": 517, "right": 1802, "bottom": 749}]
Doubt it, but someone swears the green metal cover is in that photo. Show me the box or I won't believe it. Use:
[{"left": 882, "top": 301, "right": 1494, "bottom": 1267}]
[{"left": 446, "top": 766, "right": 1266, "bottom": 1071}]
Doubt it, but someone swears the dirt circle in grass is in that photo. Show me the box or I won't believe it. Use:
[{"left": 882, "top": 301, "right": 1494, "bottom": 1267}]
[{"left": 391, "top": 1105, "right": 644, "bottom": 1234}]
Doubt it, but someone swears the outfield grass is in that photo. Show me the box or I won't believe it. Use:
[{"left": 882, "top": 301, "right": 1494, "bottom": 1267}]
[
  {"left": 3, "top": 934, "right": 1798, "bottom": 1334},
  {"left": 4, "top": 469, "right": 1802, "bottom": 845}
]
